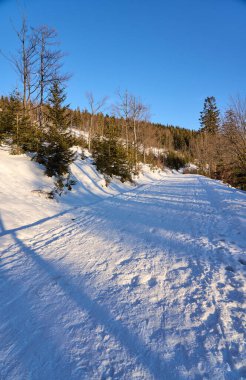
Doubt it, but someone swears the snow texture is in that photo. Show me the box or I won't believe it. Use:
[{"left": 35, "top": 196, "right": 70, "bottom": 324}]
[{"left": 0, "top": 147, "right": 245, "bottom": 380}]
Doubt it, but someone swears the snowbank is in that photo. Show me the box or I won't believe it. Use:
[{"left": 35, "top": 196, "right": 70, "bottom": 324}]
[{"left": 0, "top": 147, "right": 172, "bottom": 231}]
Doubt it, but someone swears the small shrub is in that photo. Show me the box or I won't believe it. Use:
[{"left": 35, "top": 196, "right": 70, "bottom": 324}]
[
  {"left": 164, "top": 151, "right": 187, "bottom": 170},
  {"left": 81, "top": 150, "right": 87, "bottom": 160}
]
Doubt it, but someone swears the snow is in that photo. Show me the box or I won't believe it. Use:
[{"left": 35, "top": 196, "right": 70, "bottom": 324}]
[
  {"left": 0, "top": 147, "right": 245, "bottom": 379},
  {"left": 186, "top": 163, "right": 198, "bottom": 170}
]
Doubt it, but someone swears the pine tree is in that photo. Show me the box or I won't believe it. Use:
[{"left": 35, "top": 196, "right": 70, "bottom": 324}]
[
  {"left": 36, "top": 81, "right": 75, "bottom": 183},
  {"left": 199, "top": 96, "right": 220, "bottom": 134}
]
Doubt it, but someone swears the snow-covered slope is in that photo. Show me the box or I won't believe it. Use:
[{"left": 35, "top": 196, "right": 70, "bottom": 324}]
[
  {"left": 0, "top": 148, "right": 245, "bottom": 379},
  {"left": 0, "top": 147, "right": 171, "bottom": 231}
]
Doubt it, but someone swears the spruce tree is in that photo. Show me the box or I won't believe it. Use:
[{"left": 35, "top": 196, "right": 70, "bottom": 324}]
[
  {"left": 36, "top": 81, "right": 75, "bottom": 184},
  {"left": 0, "top": 90, "right": 35, "bottom": 153},
  {"left": 92, "top": 117, "right": 132, "bottom": 183},
  {"left": 0, "top": 91, "right": 21, "bottom": 145},
  {"left": 199, "top": 96, "right": 220, "bottom": 134}
]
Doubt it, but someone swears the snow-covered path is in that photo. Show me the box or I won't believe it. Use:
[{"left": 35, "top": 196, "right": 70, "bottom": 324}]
[{"left": 0, "top": 175, "right": 245, "bottom": 379}]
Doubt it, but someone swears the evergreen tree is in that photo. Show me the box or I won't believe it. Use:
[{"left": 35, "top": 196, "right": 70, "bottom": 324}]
[
  {"left": 0, "top": 91, "right": 21, "bottom": 144},
  {"left": 0, "top": 90, "right": 35, "bottom": 153},
  {"left": 199, "top": 96, "right": 220, "bottom": 134},
  {"left": 164, "top": 151, "right": 187, "bottom": 170},
  {"left": 92, "top": 117, "right": 132, "bottom": 183},
  {"left": 36, "top": 81, "right": 75, "bottom": 182}
]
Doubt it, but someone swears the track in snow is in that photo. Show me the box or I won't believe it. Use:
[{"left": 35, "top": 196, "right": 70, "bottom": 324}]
[{"left": 0, "top": 175, "right": 245, "bottom": 379}]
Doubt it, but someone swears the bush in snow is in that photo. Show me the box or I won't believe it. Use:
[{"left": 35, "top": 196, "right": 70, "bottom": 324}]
[{"left": 164, "top": 151, "right": 188, "bottom": 170}]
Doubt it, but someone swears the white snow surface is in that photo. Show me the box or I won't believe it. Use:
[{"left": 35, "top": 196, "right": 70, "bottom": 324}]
[{"left": 0, "top": 147, "right": 246, "bottom": 380}]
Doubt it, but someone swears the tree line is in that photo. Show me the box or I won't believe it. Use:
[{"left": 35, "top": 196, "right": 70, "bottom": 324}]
[
  {"left": 192, "top": 96, "right": 246, "bottom": 190},
  {"left": 0, "top": 18, "right": 245, "bottom": 191}
]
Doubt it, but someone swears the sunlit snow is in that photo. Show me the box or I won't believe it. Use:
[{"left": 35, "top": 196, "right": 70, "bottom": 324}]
[{"left": 0, "top": 147, "right": 245, "bottom": 379}]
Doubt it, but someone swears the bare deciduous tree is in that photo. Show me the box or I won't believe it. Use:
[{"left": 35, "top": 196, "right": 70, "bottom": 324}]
[
  {"left": 221, "top": 97, "right": 246, "bottom": 186},
  {"left": 129, "top": 95, "right": 149, "bottom": 167},
  {"left": 33, "top": 25, "right": 69, "bottom": 128},
  {"left": 86, "top": 92, "right": 108, "bottom": 150},
  {"left": 3, "top": 17, "right": 37, "bottom": 115},
  {"left": 113, "top": 90, "right": 149, "bottom": 168},
  {"left": 112, "top": 90, "right": 132, "bottom": 153}
]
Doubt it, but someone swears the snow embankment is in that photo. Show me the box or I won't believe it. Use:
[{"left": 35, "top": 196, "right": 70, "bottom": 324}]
[{"left": 0, "top": 147, "right": 171, "bottom": 231}]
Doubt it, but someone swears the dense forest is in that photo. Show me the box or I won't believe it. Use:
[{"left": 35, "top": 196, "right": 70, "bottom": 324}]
[{"left": 0, "top": 19, "right": 245, "bottom": 191}]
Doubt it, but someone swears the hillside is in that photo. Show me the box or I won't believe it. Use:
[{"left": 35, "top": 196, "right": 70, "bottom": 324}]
[
  {"left": 0, "top": 147, "right": 171, "bottom": 230},
  {"left": 0, "top": 148, "right": 245, "bottom": 379}
]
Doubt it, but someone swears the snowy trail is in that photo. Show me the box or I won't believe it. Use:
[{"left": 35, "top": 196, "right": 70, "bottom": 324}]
[{"left": 0, "top": 175, "right": 245, "bottom": 379}]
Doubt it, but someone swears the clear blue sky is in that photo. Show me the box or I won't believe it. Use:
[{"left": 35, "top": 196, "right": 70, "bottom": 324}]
[{"left": 1, "top": 0, "right": 246, "bottom": 130}]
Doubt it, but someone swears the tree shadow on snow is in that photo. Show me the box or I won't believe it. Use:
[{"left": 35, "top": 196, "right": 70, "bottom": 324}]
[{"left": 0, "top": 213, "right": 171, "bottom": 380}]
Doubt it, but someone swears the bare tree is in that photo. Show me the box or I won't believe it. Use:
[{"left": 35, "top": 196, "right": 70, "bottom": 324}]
[
  {"left": 191, "top": 132, "right": 219, "bottom": 177},
  {"left": 113, "top": 90, "right": 149, "bottom": 168},
  {"left": 4, "top": 20, "right": 69, "bottom": 127},
  {"left": 3, "top": 17, "right": 37, "bottom": 115},
  {"left": 33, "top": 25, "right": 69, "bottom": 128},
  {"left": 129, "top": 95, "right": 149, "bottom": 167},
  {"left": 86, "top": 92, "right": 108, "bottom": 150},
  {"left": 112, "top": 90, "right": 132, "bottom": 153},
  {"left": 221, "top": 97, "right": 246, "bottom": 186}
]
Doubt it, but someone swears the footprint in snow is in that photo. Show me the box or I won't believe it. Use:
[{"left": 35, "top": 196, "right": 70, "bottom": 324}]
[
  {"left": 118, "top": 258, "right": 131, "bottom": 266},
  {"left": 130, "top": 275, "right": 139, "bottom": 287},
  {"left": 148, "top": 277, "right": 157, "bottom": 288},
  {"left": 217, "top": 282, "right": 225, "bottom": 288},
  {"left": 238, "top": 258, "right": 246, "bottom": 267},
  {"left": 215, "top": 246, "right": 224, "bottom": 251},
  {"left": 225, "top": 265, "right": 235, "bottom": 272},
  {"left": 149, "top": 227, "right": 157, "bottom": 233}
]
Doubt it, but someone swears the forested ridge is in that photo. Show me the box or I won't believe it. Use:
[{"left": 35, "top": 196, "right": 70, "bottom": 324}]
[{"left": 0, "top": 19, "right": 245, "bottom": 191}]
